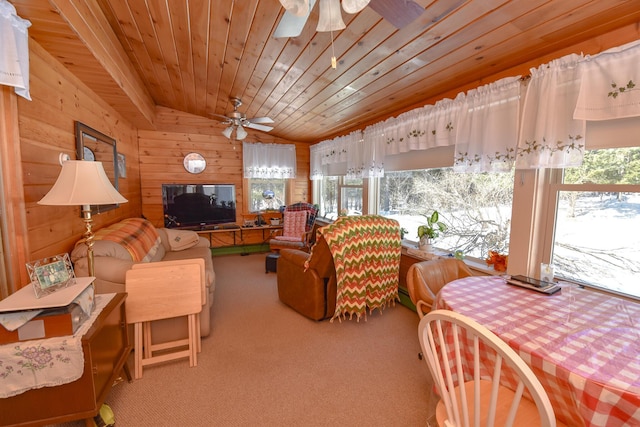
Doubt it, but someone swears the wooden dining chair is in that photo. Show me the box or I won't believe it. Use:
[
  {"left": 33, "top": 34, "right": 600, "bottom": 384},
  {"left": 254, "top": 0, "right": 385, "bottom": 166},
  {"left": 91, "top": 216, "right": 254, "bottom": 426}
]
[
  {"left": 125, "top": 261, "right": 203, "bottom": 379},
  {"left": 419, "top": 310, "right": 562, "bottom": 427}
]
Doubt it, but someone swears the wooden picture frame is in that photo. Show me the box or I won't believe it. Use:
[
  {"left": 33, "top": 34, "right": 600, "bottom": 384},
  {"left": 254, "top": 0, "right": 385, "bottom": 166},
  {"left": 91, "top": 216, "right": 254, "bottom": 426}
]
[
  {"left": 26, "top": 253, "right": 76, "bottom": 298},
  {"left": 75, "top": 121, "right": 120, "bottom": 214}
]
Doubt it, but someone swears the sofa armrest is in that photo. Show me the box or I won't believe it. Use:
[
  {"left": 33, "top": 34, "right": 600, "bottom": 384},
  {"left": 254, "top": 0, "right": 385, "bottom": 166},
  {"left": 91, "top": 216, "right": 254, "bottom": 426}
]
[
  {"left": 279, "top": 248, "right": 311, "bottom": 268},
  {"left": 73, "top": 256, "right": 135, "bottom": 285}
]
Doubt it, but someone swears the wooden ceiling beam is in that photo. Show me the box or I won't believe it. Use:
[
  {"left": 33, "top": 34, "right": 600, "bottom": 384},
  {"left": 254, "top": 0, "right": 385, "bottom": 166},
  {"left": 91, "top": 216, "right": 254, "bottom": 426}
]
[{"left": 49, "top": 0, "right": 157, "bottom": 128}]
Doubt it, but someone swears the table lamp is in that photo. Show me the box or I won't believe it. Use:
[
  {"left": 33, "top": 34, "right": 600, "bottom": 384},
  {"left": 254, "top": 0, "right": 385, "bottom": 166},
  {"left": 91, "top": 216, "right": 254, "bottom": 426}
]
[{"left": 38, "top": 159, "right": 128, "bottom": 277}]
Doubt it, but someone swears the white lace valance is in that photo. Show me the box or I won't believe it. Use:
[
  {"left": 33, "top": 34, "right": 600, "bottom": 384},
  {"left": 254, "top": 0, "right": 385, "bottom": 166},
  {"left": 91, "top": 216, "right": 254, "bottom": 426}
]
[
  {"left": 574, "top": 40, "right": 640, "bottom": 121},
  {"left": 310, "top": 38, "right": 640, "bottom": 177},
  {"left": 0, "top": 0, "right": 31, "bottom": 100},
  {"left": 385, "top": 95, "right": 462, "bottom": 155},
  {"left": 454, "top": 77, "right": 522, "bottom": 173},
  {"left": 243, "top": 142, "right": 296, "bottom": 179},
  {"left": 516, "top": 54, "right": 586, "bottom": 169},
  {"left": 310, "top": 143, "right": 325, "bottom": 180},
  {"left": 349, "top": 130, "right": 384, "bottom": 178}
]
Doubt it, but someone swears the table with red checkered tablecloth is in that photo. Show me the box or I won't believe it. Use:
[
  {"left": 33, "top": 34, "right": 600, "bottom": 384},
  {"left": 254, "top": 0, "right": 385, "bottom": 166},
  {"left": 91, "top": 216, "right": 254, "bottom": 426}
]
[{"left": 435, "top": 275, "right": 640, "bottom": 427}]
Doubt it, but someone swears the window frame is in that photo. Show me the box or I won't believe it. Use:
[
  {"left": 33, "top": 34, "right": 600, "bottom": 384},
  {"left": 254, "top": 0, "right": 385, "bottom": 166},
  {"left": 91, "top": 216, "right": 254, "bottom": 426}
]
[
  {"left": 314, "top": 176, "right": 369, "bottom": 219},
  {"left": 540, "top": 169, "right": 640, "bottom": 299}
]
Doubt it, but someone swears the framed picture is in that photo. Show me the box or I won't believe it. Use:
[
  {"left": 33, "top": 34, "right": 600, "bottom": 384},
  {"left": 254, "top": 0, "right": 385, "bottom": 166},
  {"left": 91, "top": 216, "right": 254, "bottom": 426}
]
[
  {"left": 26, "top": 253, "right": 76, "bottom": 298},
  {"left": 117, "top": 152, "right": 127, "bottom": 178}
]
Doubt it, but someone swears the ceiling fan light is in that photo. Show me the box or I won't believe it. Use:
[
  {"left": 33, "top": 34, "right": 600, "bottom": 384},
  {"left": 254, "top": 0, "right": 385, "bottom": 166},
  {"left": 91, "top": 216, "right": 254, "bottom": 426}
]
[
  {"left": 341, "top": 0, "right": 370, "bottom": 14},
  {"left": 279, "top": 0, "right": 310, "bottom": 17},
  {"left": 316, "top": 0, "right": 346, "bottom": 32},
  {"left": 222, "top": 126, "right": 233, "bottom": 139},
  {"left": 236, "top": 125, "right": 248, "bottom": 140}
]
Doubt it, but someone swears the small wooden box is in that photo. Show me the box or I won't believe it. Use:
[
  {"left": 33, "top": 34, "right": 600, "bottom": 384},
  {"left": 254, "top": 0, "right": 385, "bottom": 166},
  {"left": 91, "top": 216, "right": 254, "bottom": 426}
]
[{"left": 0, "top": 303, "right": 87, "bottom": 345}]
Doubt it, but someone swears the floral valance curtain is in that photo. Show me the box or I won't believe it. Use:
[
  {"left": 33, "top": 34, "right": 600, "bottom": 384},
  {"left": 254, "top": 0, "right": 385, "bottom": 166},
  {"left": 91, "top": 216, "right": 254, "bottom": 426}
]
[
  {"left": 311, "top": 130, "right": 384, "bottom": 180},
  {"left": 454, "top": 77, "right": 522, "bottom": 172},
  {"left": 311, "top": 39, "right": 640, "bottom": 177},
  {"left": 346, "top": 130, "right": 384, "bottom": 178},
  {"left": 0, "top": 0, "right": 31, "bottom": 100},
  {"left": 385, "top": 95, "right": 462, "bottom": 155},
  {"left": 516, "top": 54, "right": 586, "bottom": 169},
  {"left": 243, "top": 142, "right": 296, "bottom": 179},
  {"left": 574, "top": 39, "right": 640, "bottom": 121}
]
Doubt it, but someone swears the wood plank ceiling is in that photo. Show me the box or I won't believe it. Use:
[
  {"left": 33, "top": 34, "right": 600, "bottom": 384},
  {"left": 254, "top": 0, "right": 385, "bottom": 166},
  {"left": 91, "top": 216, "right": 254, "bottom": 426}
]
[{"left": 11, "top": 0, "right": 640, "bottom": 143}]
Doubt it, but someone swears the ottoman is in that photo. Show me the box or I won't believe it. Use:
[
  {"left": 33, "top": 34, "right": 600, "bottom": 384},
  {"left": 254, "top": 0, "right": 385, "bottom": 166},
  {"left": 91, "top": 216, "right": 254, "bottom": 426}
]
[{"left": 265, "top": 252, "right": 280, "bottom": 273}]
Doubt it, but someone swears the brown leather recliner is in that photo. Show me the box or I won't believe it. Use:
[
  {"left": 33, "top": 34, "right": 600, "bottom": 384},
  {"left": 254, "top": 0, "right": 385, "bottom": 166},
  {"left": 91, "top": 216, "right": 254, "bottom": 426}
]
[
  {"left": 277, "top": 235, "right": 337, "bottom": 321},
  {"left": 406, "top": 258, "right": 473, "bottom": 318}
]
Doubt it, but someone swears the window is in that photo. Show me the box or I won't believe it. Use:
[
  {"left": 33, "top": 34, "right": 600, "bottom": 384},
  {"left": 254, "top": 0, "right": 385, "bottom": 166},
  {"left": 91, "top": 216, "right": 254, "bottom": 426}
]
[
  {"left": 546, "top": 147, "right": 640, "bottom": 298},
  {"left": 318, "top": 176, "right": 338, "bottom": 219},
  {"left": 317, "top": 176, "right": 366, "bottom": 219},
  {"left": 247, "top": 179, "right": 287, "bottom": 212},
  {"left": 379, "top": 168, "right": 514, "bottom": 259},
  {"left": 340, "top": 177, "right": 364, "bottom": 216}
]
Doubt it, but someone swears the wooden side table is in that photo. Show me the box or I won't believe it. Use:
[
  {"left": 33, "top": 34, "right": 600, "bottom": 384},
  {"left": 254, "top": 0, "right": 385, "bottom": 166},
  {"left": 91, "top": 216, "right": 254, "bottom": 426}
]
[{"left": 0, "top": 293, "right": 130, "bottom": 427}]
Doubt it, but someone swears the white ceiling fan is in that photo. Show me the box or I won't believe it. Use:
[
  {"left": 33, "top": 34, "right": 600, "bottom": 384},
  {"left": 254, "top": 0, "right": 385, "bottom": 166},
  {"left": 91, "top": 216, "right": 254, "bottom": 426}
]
[
  {"left": 274, "top": 0, "right": 425, "bottom": 38},
  {"left": 211, "top": 98, "right": 274, "bottom": 140}
]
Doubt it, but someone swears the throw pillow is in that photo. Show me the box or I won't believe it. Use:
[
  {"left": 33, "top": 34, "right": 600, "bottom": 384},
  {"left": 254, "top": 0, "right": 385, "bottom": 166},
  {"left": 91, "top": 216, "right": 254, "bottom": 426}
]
[
  {"left": 165, "top": 229, "right": 200, "bottom": 251},
  {"left": 282, "top": 210, "right": 308, "bottom": 241}
]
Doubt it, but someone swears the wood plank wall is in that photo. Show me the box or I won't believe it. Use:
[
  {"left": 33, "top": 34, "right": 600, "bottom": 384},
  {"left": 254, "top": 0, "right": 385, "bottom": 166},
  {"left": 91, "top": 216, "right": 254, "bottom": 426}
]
[
  {"left": 16, "top": 40, "right": 141, "bottom": 289},
  {"left": 138, "top": 106, "right": 311, "bottom": 229}
]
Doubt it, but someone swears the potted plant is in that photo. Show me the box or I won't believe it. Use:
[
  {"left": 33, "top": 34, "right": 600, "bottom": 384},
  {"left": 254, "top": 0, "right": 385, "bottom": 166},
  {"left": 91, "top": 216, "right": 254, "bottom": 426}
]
[{"left": 417, "top": 210, "right": 447, "bottom": 252}]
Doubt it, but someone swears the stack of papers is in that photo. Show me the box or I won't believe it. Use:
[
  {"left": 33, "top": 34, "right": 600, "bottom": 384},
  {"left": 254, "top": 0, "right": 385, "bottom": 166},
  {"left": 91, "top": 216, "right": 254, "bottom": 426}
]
[{"left": 506, "top": 275, "right": 561, "bottom": 295}]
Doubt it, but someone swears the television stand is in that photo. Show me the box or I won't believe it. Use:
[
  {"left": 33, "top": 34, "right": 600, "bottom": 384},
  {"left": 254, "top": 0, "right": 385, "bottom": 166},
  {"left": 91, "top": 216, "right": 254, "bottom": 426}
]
[{"left": 196, "top": 224, "right": 282, "bottom": 250}]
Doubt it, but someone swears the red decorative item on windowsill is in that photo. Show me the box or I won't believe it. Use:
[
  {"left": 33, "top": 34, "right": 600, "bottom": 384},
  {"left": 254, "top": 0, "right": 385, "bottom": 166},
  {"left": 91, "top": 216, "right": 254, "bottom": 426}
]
[{"left": 486, "top": 251, "right": 508, "bottom": 272}]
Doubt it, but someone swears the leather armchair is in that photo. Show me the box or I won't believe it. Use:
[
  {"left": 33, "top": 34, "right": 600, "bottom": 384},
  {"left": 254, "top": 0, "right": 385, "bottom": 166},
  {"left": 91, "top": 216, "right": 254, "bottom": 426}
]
[
  {"left": 406, "top": 258, "right": 472, "bottom": 318},
  {"left": 277, "top": 236, "right": 337, "bottom": 321}
]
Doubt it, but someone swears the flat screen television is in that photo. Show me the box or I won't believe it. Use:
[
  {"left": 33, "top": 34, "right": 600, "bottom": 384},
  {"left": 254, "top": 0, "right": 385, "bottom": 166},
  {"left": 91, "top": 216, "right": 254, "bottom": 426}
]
[{"left": 162, "top": 184, "right": 236, "bottom": 228}]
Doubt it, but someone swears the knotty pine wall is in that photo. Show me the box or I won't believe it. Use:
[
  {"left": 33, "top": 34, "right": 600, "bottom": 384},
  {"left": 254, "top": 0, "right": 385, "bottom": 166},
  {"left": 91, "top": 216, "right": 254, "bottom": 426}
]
[
  {"left": 18, "top": 41, "right": 141, "bottom": 276},
  {"left": 138, "top": 106, "right": 310, "bottom": 229}
]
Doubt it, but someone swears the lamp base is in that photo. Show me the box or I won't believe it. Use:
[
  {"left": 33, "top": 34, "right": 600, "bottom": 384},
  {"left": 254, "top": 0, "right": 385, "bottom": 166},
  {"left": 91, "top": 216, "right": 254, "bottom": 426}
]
[{"left": 81, "top": 204, "right": 95, "bottom": 277}]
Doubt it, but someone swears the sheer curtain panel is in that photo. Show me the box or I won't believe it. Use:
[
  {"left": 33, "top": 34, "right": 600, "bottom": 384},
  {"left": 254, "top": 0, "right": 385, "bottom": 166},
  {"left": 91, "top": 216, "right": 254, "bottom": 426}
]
[
  {"left": 454, "top": 77, "right": 522, "bottom": 172},
  {"left": 0, "top": 0, "right": 31, "bottom": 100},
  {"left": 516, "top": 54, "right": 586, "bottom": 169},
  {"left": 574, "top": 39, "right": 640, "bottom": 121},
  {"left": 243, "top": 142, "right": 296, "bottom": 179}
]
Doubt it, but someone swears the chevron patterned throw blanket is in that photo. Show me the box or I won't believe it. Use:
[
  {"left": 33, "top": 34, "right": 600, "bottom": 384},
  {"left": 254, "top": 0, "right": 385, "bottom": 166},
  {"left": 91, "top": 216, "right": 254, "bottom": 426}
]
[{"left": 318, "top": 215, "right": 401, "bottom": 322}]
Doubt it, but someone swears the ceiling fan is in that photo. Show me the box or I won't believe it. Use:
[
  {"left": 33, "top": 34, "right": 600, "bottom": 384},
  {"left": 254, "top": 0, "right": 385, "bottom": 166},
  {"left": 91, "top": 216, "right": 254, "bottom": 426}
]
[
  {"left": 274, "top": 0, "right": 425, "bottom": 38},
  {"left": 211, "top": 98, "right": 274, "bottom": 141}
]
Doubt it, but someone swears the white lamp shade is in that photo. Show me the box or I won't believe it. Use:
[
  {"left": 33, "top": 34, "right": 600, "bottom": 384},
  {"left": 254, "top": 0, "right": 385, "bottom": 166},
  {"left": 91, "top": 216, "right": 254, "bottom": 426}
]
[
  {"left": 342, "top": 0, "right": 370, "bottom": 14},
  {"left": 38, "top": 160, "right": 127, "bottom": 206},
  {"left": 279, "top": 0, "right": 310, "bottom": 17},
  {"left": 316, "top": 0, "right": 346, "bottom": 31},
  {"left": 236, "top": 125, "right": 248, "bottom": 140}
]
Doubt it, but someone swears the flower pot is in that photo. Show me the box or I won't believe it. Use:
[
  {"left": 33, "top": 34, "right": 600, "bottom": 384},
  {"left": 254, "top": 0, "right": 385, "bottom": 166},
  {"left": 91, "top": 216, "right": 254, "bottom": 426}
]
[{"left": 419, "top": 237, "right": 433, "bottom": 253}]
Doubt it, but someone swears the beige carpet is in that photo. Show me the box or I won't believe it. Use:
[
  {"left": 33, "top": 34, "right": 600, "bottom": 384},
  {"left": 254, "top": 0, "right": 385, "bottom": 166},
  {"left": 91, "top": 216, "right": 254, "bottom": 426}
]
[{"left": 52, "top": 253, "right": 436, "bottom": 426}]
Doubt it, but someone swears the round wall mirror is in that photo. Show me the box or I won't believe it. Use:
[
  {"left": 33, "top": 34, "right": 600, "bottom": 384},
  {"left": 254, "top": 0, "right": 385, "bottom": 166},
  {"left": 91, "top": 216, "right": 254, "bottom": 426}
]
[{"left": 183, "top": 152, "right": 206, "bottom": 174}]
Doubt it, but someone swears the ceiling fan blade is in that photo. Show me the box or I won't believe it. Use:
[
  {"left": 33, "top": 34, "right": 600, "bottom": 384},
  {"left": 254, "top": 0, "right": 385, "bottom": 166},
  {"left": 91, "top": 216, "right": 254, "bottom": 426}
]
[
  {"left": 209, "top": 113, "right": 232, "bottom": 122},
  {"left": 274, "top": 0, "right": 317, "bottom": 38},
  {"left": 368, "top": 0, "right": 424, "bottom": 29},
  {"left": 245, "top": 122, "right": 274, "bottom": 132},
  {"left": 248, "top": 116, "right": 275, "bottom": 124}
]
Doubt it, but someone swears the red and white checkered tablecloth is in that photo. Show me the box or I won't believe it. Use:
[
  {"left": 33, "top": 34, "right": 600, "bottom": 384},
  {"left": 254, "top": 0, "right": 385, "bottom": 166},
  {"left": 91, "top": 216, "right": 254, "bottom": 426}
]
[{"left": 435, "top": 275, "right": 640, "bottom": 427}]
